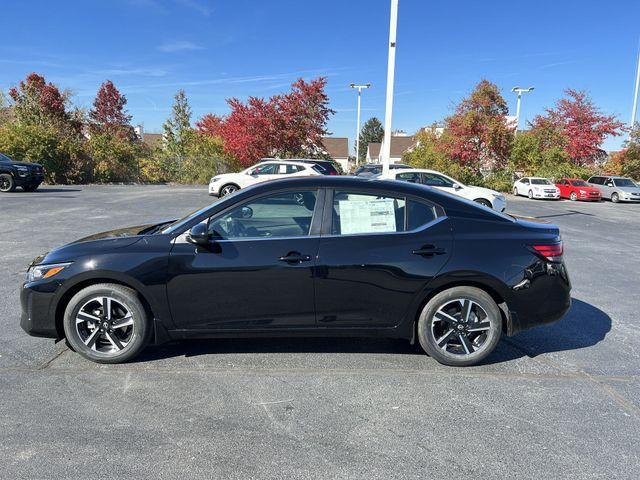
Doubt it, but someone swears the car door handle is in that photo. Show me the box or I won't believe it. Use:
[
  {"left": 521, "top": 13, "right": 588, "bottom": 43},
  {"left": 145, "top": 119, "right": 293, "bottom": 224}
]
[
  {"left": 412, "top": 245, "right": 447, "bottom": 256},
  {"left": 279, "top": 252, "right": 312, "bottom": 263}
]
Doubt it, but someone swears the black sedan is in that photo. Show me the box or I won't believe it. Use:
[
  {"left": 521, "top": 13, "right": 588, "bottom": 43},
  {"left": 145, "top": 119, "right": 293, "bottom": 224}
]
[{"left": 21, "top": 176, "right": 571, "bottom": 366}]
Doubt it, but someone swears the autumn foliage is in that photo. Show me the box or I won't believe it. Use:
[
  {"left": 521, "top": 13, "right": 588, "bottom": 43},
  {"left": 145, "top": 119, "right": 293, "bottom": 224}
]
[
  {"left": 196, "top": 77, "right": 334, "bottom": 166},
  {"left": 89, "top": 80, "right": 133, "bottom": 137}
]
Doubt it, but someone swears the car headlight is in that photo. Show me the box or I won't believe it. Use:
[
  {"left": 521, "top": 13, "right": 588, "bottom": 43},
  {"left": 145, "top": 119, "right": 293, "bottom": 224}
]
[
  {"left": 579, "top": 189, "right": 586, "bottom": 194},
  {"left": 25, "top": 262, "right": 71, "bottom": 283},
  {"left": 210, "top": 177, "right": 220, "bottom": 183},
  {"left": 491, "top": 193, "right": 505, "bottom": 200},
  {"left": 16, "top": 166, "right": 29, "bottom": 176}
]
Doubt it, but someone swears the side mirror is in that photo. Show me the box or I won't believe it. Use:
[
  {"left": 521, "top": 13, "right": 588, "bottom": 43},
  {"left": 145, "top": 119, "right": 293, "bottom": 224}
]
[
  {"left": 453, "top": 183, "right": 462, "bottom": 190},
  {"left": 186, "top": 223, "right": 210, "bottom": 246}
]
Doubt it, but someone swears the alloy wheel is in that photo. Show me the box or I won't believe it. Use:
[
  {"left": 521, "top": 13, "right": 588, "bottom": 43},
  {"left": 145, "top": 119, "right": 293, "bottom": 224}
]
[
  {"left": 528, "top": 190, "right": 533, "bottom": 199},
  {"left": 512, "top": 187, "right": 518, "bottom": 196},
  {"left": 75, "top": 296, "right": 135, "bottom": 354},
  {"left": 431, "top": 298, "right": 493, "bottom": 356},
  {"left": 220, "top": 185, "right": 238, "bottom": 196},
  {"left": 612, "top": 193, "right": 619, "bottom": 203},
  {"left": 570, "top": 192, "right": 577, "bottom": 201},
  {"left": 0, "top": 175, "right": 13, "bottom": 192}
]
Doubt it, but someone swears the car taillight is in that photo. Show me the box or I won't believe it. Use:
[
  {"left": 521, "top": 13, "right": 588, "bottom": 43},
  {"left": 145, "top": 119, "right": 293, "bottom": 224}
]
[
  {"left": 329, "top": 171, "right": 338, "bottom": 175},
  {"left": 531, "top": 242, "right": 563, "bottom": 262}
]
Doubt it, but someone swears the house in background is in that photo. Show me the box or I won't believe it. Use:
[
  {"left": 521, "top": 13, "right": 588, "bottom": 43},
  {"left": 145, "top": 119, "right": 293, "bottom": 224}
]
[
  {"left": 366, "top": 135, "right": 417, "bottom": 164},
  {"left": 135, "top": 125, "right": 164, "bottom": 149},
  {"left": 320, "top": 136, "right": 350, "bottom": 172}
]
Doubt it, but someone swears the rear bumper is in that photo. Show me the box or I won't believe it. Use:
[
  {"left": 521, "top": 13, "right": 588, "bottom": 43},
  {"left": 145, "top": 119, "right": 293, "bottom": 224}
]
[
  {"left": 507, "top": 261, "right": 572, "bottom": 335},
  {"left": 20, "top": 281, "right": 59, "bottom": 338}
]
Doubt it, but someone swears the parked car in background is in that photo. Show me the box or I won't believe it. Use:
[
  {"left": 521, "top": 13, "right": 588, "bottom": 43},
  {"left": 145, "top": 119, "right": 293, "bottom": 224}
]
[
  {"left": 555, "top": 178, "right": 601, "bottom": 201},
  {"left": 353, "top": 163, "right": 412, "bottom": 177},
  {"left": 0, "top": 153, "right": 45, "bottom": 193},
  {"left": 588, "top": 175, "right": 640, "bottom": 203},
  {"left": 381, "top": 168, "right": 506, "bottom": 211},
  {"left": 513, "top": 177, "right": 560, "bottom": 200},
  {"left": 21, "top": 176, "right": 571, "bottom": 366},
  {"left": 209, "top": 160, "right": 321, "bottom": 196},
  {"left": 259, "top": 158, "right": 340, "bottom": 176}
]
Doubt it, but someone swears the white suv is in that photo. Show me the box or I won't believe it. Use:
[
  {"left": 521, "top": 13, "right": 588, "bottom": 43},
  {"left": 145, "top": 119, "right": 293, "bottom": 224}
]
[
  {"left": 209, "top": 160, "right": 321, "bottom": 197},
  {"left": 513, "top": 177, "right": 560, "bottom": 200},
  {"left": 380, "top": 168, "right": 507, "bottom": 211}
]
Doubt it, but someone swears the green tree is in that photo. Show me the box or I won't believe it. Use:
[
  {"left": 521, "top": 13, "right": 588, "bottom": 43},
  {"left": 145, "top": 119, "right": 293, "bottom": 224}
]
[
  {"left": 357, "top": 117, "right": 384, "bottom": 162},
  {"left": 163, "top": 89, "right": 192, "bottom": 158},
  {"left": 614, "top": 124, "right": 640, "bottom": 180}
]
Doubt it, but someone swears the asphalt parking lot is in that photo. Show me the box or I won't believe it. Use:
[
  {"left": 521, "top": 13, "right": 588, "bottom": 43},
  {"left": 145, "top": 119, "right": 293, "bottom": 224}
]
[{"left": 1, "top": 185, "right": 639, "bottom": 479}]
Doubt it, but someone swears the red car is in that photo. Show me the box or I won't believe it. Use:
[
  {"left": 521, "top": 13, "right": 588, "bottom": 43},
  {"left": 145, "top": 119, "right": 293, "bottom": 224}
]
[{"left": 555, "top": 178, "right": 601, "bottom": 201}]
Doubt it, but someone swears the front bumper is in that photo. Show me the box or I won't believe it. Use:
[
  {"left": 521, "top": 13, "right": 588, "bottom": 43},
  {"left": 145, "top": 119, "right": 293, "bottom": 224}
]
[
  {"left": 491, "top": 196, "right": 507, "bottom": 212},
  {"left": 532, "top": 190, "right": 560, "bottom": 199},
  {"left": 14, "top": 172, "right": 44, "bottom": 187},
  {"left": 20, "top": 281, "right": 60, "bottom": 338},
  {"left": 208, "top": 183, "right": 220, "bottom": 196}
]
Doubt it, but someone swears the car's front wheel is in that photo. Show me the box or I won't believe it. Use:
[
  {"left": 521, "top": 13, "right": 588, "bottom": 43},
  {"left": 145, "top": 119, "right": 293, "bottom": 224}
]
[
  {"left": 512, "top": 187, "right": 518, "bottom": 196},
  {"left": 0, "top": 174, "right": 16, "bottom": 193},
  {"left": 528, "top": 189, "right": 534, "bottom": 199},
  {"left": 570, "top": 192, "right": 577, "bottom": 201},
  {"left": 417, "top": 286, "right": 502, "bottom": 367},
  {"left": 63, "top": 283, "right": 151, "bottom": 364},
  {"left": 612, "top": 192, "right": 620, "bottom": 203},
  {"left": 473, "top": 198, "right": 492, "bottom": 208},
  {"left": 219, "top": 184, "right": 239, "bottom": 196}
]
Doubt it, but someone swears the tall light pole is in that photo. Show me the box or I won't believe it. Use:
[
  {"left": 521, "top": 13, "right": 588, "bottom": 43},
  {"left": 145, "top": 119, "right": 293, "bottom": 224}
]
[
  {"left": 511, "top": 86, "right": 535, "bottom": 133},
  {"left": 350, "top": 83, "right": 370, "bottom": 164},
  {"left": 630, "top": 46, "right": 640, "bottom": 133},
  {"left": 381, "top": 0, "right": 399, "bottom": 175}
]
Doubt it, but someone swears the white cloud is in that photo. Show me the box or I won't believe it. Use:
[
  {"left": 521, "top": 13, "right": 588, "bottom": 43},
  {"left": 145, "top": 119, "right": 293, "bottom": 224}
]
[{"left": 157, "top": 41, "right": 204, "bottom": 53}]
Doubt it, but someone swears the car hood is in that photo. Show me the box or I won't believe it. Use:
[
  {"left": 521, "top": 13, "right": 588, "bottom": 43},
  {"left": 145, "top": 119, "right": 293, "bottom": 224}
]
[
  {"left": 618, "top": 186, "right": 640, "bottom": 193},
  {"left": 466, "top": 186, "right": 502, "bottom": 197},
  {"left": 213, "top": 172, "right": 243, "bottom": 181},
  {"left": 34, "top": 223, "right": 159, "bottom": 265}
]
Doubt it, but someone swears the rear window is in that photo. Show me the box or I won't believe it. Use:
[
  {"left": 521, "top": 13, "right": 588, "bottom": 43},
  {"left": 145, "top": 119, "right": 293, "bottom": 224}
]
[
  {"left": 318, "top": 162, "right": 339, "bottom": 175},
  {"left": 407, "top": 200, "right": 437, "bottom": 230}
]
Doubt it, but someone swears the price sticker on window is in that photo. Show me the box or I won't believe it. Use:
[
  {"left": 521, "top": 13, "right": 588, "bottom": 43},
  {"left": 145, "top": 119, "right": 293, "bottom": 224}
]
[{"left": 338, "top": 198, "right": 398, "bottom": 234}]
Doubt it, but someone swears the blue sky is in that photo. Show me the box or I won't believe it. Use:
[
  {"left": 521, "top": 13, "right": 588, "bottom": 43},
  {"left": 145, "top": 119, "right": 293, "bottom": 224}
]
[{"left": 1, "top": 0, "right": 639, "bottom": 152}]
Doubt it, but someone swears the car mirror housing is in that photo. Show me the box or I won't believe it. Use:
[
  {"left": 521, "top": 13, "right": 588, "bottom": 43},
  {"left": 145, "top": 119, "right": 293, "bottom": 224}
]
[
  {"left": 453, "top": 183, "right": 462, "bottom": 190},
  {"left": 186, "top": 223, "right": 210, "bottom": 246}
]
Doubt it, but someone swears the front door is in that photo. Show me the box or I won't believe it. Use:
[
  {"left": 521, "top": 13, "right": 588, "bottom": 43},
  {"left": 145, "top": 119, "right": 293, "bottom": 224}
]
[
  {"left": 314, "top": 189, "right": 453, "bottom": 328},
  {"left": 167, "top": 188, "right": 323, "bottom": 330}
]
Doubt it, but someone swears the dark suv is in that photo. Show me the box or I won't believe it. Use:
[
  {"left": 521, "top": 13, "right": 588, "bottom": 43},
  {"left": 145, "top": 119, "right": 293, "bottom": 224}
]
[{"left": 0, "top": 153, "right": 45, "bottom": 192}]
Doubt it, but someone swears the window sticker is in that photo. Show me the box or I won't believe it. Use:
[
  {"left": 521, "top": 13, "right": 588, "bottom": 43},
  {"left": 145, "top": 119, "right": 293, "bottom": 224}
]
[{"left": 338, "top": 198, "right": 398, "bottom": 234}]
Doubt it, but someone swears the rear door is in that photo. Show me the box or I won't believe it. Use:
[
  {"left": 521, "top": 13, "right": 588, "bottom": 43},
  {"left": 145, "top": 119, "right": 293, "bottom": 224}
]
[{"left": 313, "top": 188, "right": 452, "bottom": 328}]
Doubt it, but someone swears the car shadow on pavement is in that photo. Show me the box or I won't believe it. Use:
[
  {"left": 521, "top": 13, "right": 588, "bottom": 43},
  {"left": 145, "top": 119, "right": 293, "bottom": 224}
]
[
  {"left": 135, "top": 298, "right": 610, "bottom": 365},
  {"left": 486, "top": 298, "right": 611, "bottom": 364}
]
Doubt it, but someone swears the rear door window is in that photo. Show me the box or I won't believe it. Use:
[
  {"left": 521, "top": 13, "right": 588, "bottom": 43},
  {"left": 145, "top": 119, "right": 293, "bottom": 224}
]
[
  {"left": 407, "top": 200, "right": 437, "bottom": 230},
  {"left": 331, "top": 191, "right": 406, "bottom": 235}
]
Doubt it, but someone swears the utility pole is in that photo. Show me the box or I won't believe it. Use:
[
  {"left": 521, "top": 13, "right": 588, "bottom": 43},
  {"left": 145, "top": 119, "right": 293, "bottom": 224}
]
[
  {"left": 350, "top": 83, "right": 370, "bottom": 164},
  {"left": 511, "top": 86, "right": 535, "bottom": 133},
  {"left": 630, "top": 46, "right": 640, "bottom": 133},
  {"left": 381, "top": 0, "right": 398, "bottom": 175}
]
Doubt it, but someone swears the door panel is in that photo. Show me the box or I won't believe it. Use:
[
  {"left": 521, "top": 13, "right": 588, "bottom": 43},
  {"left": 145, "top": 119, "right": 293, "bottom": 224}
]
[{"left": 167, "top": 188, "right": 322, "bottom": 330}]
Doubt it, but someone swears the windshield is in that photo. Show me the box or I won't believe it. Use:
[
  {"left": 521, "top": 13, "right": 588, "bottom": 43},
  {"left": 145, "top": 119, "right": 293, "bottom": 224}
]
[
  {"left": 531, "top": 179, "right": 551, "bottom": 185},
  {"left": 0, "top": 153, "right": 13, "bottom": 163},
  {"left": 614, "top": 178, "right": 636, "bottom": 187},
  {"left": 570, "top": 180, "right": 589, "bottom": 187}
]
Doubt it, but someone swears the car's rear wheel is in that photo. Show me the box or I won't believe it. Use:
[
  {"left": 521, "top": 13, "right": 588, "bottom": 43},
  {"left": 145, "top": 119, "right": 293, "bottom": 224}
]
[
  {"left": 417, "top": 286, "right": 502, "bottom": 367},
  {"left": 63, "top": 283, "right": 151, "bottom": 364},
  {"left": 612, "top": 192, "right": 620, "bottom": 203},
  {"left": 569, "top": 192, "right": 577, "bottom": 201},
  {"left": 0, "top": 174, "right": 16, "bottom": 193},
  {"left": 219, "top": 184, "right": 239, "bottom": 196},
  {"left": 527, "top": 189, "right": 533, "bottom": 199}
]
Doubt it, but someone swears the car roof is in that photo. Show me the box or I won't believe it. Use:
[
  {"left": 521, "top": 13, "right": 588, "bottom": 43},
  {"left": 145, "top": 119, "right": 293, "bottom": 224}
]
[{"left": 257, "top": 160, "right": 310, "bottom": 167}]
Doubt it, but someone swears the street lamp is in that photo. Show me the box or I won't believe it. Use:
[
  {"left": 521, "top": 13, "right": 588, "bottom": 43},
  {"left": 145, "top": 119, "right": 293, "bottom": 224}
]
[
  {"left": 350, "top": 83, "right": 371, "bottom": 164},
  {"left": 511, "top": 86, "right": 535, "bottom": 133},
  {"left": 381, "top": 0, "right": 399, "bottom": 175},
  {"left": 630, "top": 47, "right": 640, "bottom": 133}
]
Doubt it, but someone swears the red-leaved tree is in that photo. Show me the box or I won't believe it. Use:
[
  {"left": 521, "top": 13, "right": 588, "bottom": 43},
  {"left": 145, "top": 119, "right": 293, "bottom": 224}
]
[
  {"left": 89, "top": 80, "right": 132, "bottom": 137},
  {"left": 8, "top": 73, "right": 68, "bottom": 125},
  {"left": 533, "top": 89, "right": 625, "bottom": 165},
  {"left": 196, "top": 77, "right": 334, "bottom": 166}
]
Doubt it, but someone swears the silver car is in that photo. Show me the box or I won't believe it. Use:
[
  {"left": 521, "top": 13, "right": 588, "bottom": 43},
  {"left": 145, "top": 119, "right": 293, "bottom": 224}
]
[{"left": 587, "top": 176, "right": 640, "bottom": 203}]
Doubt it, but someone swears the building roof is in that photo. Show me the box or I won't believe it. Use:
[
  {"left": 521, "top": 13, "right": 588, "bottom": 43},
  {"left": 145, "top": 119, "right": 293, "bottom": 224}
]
[
  {"left": 367, "top": 135, "right": 416, "bottom": 159},
  {"left": 321, "top": 136, "right": 349, "bottom": 159},
  {"left": 142, "top": 133, "right": 163, "bottom": 148}
]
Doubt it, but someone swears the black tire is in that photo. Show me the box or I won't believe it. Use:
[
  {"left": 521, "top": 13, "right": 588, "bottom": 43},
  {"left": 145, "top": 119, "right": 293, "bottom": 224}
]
[
  {"left": 527, "top": 189, "right": 533, "bottom": 199},
  {"left": 417, "top": 286, "right": 502, "bottom": 367},
  {"left": 22, "top": 183, "right": 40, "bottom": 192},
  {"left": 219, "top": 183, "right": 239, "bottom": 196},
  {"left": 63, "top": 283, "right": 151, "bottom": 364},
  {"left": 0, "top": 173, "right": 16, "bottom": 193},
  {"left": 473, "top": 198, "right": 492, "bottom": 208},
  {"left": 611, "top": 192, "right": 619, "bottom": 203},
  {"left": 569, "top": 192, "right": 577, "bottom": 201}
]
